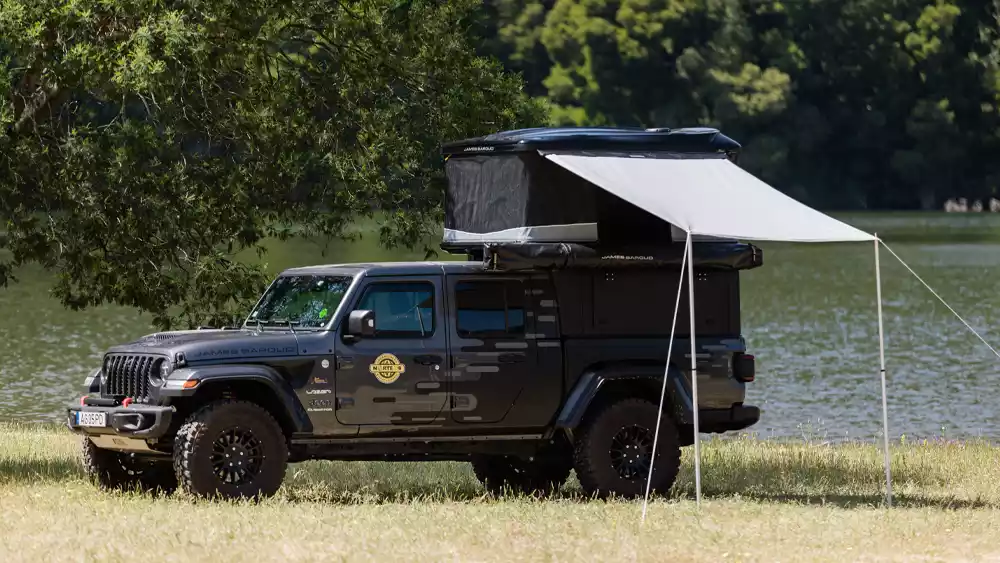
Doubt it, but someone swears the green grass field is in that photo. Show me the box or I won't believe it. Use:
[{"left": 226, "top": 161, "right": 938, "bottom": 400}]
[{"left": 2, "top": 423, "right": 999, "bottom": 562}]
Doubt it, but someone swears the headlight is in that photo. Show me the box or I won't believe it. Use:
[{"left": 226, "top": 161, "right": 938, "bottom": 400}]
[
  {"left": 159, "top": 360, "right": 174, "bottom": 379},
  {"left": 84, "top": 367, "right": 102, "bottom": 394}
]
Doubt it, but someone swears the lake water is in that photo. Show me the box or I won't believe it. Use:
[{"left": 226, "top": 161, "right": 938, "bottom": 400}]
[{"left": 3, "top": 213, "right": 1000, "bottom": 440}]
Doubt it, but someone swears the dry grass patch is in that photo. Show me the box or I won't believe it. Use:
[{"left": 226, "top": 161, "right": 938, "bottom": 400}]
[{"left": 2, "top": 423, "right": 999, "bottom": 562}]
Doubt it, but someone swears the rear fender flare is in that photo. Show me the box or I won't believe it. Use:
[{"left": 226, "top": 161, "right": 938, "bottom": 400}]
[
  {"left": 555, "top": 363, "right": 693, "bottom": 430},
  {"left": 161, "top": 364, "right": 311, "bottom": 433}
]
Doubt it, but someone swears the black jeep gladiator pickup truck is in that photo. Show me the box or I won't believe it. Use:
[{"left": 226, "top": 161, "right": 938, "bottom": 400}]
[
  {"left": 68, "top": 258, "right": 759, "bottom": 499},
  {"left": 67, "top": 126, "right": 761, "bottom": 499}
]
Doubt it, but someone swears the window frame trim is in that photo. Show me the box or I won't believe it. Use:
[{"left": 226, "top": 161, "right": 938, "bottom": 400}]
[
  {"left": 454, "top": 279, "right": 527, "bottom": 340},
  {"left": 347, "top": 279, "right": 438, "bottom": 340}
]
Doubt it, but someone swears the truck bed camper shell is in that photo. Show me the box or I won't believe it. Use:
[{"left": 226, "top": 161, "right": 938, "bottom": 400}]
[{"left": 441, "top": 125, "right": 760, "bottom": 341}]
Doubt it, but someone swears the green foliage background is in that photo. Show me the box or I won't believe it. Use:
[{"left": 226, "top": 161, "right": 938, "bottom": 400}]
[
  {"left": 474, "top": 0, "right": 1000, "bottom": 210},
  {"left": 0, "top": 0, "right": 544, "bottom": 326}
]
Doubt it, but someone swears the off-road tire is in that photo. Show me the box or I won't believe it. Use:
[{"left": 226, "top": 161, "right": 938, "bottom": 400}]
[
  {"left": 81, "top": 437, "right": 177, "bottom": 494},
  {"left": 573, "top": 398, "right": 681, "bottom": 499},
  {"left": 471, "top": 454, "right": 572, "bottom": 496},
  {"left": 173, "top": 400, "right": 288, "bottom": 500},
  {"left": 678, "top": 425, "right": 695, "bottom": 447}
]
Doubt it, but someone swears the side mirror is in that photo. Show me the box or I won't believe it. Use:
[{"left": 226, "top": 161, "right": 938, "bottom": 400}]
[{"left": 346, "top": 309, "right": 376, "bottom": 339}]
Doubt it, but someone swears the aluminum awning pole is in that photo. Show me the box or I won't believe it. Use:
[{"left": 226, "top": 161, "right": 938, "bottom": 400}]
[
  {"left": 875, "top": 234, "right": 893, "bottom": 507},
  {"left": 687, "top": 231, "right": 702, "bottom": 506},
  {"left": 642, "top": 239, "right": 689, "bottom": 522}
]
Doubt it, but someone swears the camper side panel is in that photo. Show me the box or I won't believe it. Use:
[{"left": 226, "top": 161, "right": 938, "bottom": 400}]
[
  {"left": 549, "top": 268, "right": 748, "bottom": 412},
  {"left": 552, "top": 269, "right": 740, "bottom": 337}
]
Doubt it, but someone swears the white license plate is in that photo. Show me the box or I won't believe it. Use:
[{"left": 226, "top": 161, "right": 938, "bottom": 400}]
[{"left": 76, "top": 411, "right": 107, "bottom": 428}]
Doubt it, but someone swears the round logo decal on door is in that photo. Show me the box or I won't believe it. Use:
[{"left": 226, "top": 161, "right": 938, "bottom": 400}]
[{"left": 369, "top": 353, "right": 406, "bottom": 384}]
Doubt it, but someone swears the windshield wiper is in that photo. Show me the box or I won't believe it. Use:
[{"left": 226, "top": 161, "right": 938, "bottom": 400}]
[
  {"left": 258, "top": 318, "right": 302, "bottom": 327},
  {"left": 258, "top": 319, "right": 325, "bottom": 333}
]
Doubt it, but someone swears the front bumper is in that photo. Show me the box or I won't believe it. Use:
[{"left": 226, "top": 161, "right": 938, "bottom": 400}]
[{"left": 66, "top": 400, "right": 174, "bottom": 439}]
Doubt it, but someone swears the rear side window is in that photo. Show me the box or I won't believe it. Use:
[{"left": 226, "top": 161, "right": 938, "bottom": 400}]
[
  {"left": 356, "top": 282, "right": 435, "bottom": 338},
  {"left": 455, "top": 280, "right": 525, "bottom": 337}
]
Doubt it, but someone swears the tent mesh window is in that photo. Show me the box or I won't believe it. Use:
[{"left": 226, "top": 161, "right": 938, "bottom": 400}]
[{"left": 444, "top": 152, "right": 674, "bottom": 247}]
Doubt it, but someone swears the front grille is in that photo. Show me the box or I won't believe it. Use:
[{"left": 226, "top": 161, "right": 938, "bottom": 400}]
[{"left": 103, "top": 354, "right": 163, "bottom": 400}]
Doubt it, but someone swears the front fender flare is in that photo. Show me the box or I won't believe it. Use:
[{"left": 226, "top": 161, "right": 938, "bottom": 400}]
[
  {"left": 554, "top": 363, "right": 693, "bottom": 430},
  {"left": 161, "top": 364, "right": 311, "bottom": 433}
]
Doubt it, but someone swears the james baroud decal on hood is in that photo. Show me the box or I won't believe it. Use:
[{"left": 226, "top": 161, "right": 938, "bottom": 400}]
[{"left": 191, "top": 346, "right": 297, "bottom": 359}]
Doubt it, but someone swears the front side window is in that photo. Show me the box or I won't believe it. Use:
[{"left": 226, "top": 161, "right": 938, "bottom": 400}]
[
  {"left": 356, "top": 282, "right": 435, "bottom": 338},
  {"left": 248, "top": 275, "right": 351, "bottom": 329},
  {"left": 455, "top": 280, "right": 525, "bottom": 338}
]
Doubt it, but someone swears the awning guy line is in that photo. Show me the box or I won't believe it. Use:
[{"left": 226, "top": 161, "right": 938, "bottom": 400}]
[{"left": 879, "top": 239, "right": 1000, "bottom": 360}]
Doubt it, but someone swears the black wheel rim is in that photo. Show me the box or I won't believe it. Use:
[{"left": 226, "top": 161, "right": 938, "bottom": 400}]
[
  {"left": 118, "top": 453, "right": 147, "bottom": 477},
  {"left": 211, "top": 427, "right": 264, "bottom": 486},
  {"left": 609, "top": 425, "right": 654, "bottom": 480}
]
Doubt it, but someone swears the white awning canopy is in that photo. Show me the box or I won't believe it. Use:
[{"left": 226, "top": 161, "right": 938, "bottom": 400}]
[{"left": 542, "top": 153, "right": 874, "bottom": 243}]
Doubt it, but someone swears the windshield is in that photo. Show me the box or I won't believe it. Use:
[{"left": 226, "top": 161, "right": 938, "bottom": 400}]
[{"left": 247, "top": 275, "right": 352, "bottom": 329}]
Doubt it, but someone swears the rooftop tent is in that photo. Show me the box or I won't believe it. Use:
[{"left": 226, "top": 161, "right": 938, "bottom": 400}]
[{"left": 440, "top": 127, "right": 741, "bottom": 249}]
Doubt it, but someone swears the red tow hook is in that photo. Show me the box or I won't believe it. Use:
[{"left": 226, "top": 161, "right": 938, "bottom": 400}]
[
  {"left": 122, "top": 398, "right": 133, "bottom": 408},
  {"left": 80, "top": 396, "right": 88, "bottom": 406}
]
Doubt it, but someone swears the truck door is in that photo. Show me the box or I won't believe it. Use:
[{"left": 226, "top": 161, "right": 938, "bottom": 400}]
[
  {"left": 334, "top": 276, "right": 448, "bottom": 426},
  {"left": 446, "top": 276, "right": 538, "bottom": 424}
]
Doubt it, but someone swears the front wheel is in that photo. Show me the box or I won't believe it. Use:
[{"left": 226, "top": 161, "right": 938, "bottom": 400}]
[
  {"left": 173, "top": 400, "right": 288, "bottom": 500},
  {"left": 81, "top": 438, "right": 176, "bottom": 494},
  {"left": 573, "top": 398, "right": 681, "bottom": 499}
]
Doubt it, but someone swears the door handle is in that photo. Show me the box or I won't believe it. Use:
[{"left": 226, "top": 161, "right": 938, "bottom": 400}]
[
  {"left": 498, "top": 353, "right": 524, "bottom": 364},
  {"left": 414, "top": 355, "right": 443, "bottom": 366}
]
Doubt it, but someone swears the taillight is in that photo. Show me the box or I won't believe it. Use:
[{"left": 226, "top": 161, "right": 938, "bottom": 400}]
[{"left": 733, "top": 353, "right": 755, "bottom": 382}]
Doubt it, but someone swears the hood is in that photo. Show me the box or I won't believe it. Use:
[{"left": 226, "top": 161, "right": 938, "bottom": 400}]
[{"left": 106, "top": 328, "right": 327, "bottom": 362}]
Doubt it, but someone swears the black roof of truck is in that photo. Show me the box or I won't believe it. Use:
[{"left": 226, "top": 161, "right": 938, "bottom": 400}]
[
  {"left": 281, "top": 261, "right": 484, "bottom": 277},
  {"left": 441, "top": 126, "right": 741, "bottom": 156}
]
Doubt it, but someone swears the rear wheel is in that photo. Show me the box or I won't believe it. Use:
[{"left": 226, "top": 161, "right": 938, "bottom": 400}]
[
  {"left": 173, "top": 400, "right": 288, "bottom": 500},
  {"left": 81, "top": 438, "right": 176, "bottom": 494},
  {"left": 472, "top": 454, "right": 572, "bottom": 496},
  {"left": 573, "top": 398, "right": 681, "bottom": 499}
]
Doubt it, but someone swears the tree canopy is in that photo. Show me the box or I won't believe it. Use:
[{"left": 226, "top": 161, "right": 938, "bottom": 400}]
[
  {"left": 5, "top": 0, "right": 1000, "bottom": 325},
  {"left": 0, "top": 0, "right": 544, "bottom": 327},
  {"left": 476, "top": 0, "right": 1000, "bottom": 210}
]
